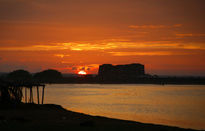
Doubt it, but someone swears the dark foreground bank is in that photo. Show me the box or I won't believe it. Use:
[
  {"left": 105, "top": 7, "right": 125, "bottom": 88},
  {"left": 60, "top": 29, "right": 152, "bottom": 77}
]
[{"left": 0, "top": 104, "right": 202, "bottom": 131}]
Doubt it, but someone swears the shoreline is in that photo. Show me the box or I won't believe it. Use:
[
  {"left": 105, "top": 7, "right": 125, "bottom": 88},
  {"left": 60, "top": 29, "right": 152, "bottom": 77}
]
[
  {"left": 44, "top": 82, "right": 205, "bottom": 85},
  {"left": 0, "top": 104, "right": 202, "bottom": 131}
]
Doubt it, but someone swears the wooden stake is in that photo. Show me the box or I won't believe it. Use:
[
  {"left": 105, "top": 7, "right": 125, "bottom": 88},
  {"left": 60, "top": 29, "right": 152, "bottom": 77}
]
[
  {"left": 37, "top": 86, "right": 39, "bottom": 104},
  {"left": 42, "top": 86, "right": 45, "bottom": 104},
  {"left": 31, "top": 87, "right": 33, "bottom": 103},
  {"left": 25, "top": 88, "right": 27, "bottom": 103},
  {"left": 30, "top": 87, "right": 32, "bottom": 103}
]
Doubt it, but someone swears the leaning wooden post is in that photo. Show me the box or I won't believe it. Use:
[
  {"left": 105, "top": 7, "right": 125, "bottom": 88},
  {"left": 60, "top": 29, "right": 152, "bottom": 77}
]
[
  {"left": 31, "top": 87, "right": 34, "bottom": 103},
  {"left": 37, "top": 86, "right": 40, "bottom": 104},
  {"left": 25, "top": 87, "right": 27, "bottom": 103},
  {"left": 29, "top": 87, "right": 31, "bottom": 103},
  {"left": 42, "top": 85, "right": 45, "bottom": 104}
]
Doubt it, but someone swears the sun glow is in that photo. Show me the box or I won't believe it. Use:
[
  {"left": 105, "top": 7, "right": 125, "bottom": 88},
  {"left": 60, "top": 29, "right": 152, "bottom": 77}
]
[{"left": 78, "top": 70, "right": 87, "bottom": 75}]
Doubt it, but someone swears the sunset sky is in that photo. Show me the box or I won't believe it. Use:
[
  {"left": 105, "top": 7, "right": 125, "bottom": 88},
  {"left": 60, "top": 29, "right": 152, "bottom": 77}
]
[{"left": 0, "top": 0, "right": 205, "bottom": 75}]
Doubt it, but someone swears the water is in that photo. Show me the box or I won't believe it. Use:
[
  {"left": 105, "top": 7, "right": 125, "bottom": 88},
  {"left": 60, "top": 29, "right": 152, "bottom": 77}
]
[{"left": 40, "top": 84, "right": 205, "bottom": 129}]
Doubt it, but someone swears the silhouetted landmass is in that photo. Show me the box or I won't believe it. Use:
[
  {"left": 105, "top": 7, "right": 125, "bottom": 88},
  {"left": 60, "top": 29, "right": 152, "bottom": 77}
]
[
  {"left": 0, "top": 65, "right": 205, "bottom": 84},
  {"left": 98, "top": 63, "right": 145, "bottom": 82},
  {"left": 59, "top": 75, "right": 205, "bottom": 84},
  {"left": 0, "top": 103, "right": 200, "bottom": 131},
  {"left": 34, "top": 69, "right": 62, "bottom": 83},
  {"left": 7, "top": 69, "right": 32, "bottom": 82},
  {"left": 0, "top": 67, "right": 204, "bottom": 130},
  {"left": 59, "top": 63, "right": 205, "bottom": 84}
]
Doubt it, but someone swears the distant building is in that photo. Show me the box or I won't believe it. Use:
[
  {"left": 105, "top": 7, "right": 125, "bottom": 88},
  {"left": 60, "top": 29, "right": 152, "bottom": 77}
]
[{"left": 98, "top": 63, "right": 145, "bottom": 82}]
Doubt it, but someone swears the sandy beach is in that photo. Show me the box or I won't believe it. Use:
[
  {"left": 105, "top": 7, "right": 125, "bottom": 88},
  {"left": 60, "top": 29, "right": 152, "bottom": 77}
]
[{"left": 0, "top": 104, "right": 201, "bottom": 131}]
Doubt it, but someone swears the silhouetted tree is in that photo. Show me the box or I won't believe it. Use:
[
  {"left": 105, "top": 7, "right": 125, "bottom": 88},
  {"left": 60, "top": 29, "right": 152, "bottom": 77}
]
[
  {"left": 34, "top": 69, "right": 62, "bottom": 83},
  {"left": 7, "top": 69, "right": 32, "bottom": 82},
  {"left": 0, "top": 79, "right": 23, "bottom": 106}
]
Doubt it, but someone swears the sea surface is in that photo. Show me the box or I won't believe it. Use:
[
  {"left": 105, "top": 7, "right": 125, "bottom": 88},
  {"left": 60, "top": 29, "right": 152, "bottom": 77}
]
[{"left": 37, "top": 84, "right": 205, "bottom": 130}]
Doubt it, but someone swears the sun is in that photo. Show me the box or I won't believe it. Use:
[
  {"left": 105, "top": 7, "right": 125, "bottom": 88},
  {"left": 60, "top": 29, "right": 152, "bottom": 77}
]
[{"left": 78, "top": 70, "right": 87, "bottom": 75}]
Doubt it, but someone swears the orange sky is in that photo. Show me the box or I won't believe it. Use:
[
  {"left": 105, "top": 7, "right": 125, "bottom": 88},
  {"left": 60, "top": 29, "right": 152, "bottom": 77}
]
[{"left": 0, "top": 0, "right": 205, "bottom": 75}]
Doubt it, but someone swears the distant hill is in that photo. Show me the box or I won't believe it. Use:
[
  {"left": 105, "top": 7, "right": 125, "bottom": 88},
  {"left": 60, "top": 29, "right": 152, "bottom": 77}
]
[
  {"left": 34, "top": 69, "right": 63, "bottom": 83},
  {"left": 0, "top": 72, "right": 7, "bottom": 75},
  {"left": 62, "top": 73, "right": 97, "bottom": 77},
  {"left": 62, "top": 73, "right": 79, "bottom": 77}
]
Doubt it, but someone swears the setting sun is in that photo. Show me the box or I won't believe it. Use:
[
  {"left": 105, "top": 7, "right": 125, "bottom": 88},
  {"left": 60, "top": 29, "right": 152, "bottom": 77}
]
[{"left": 78, "top": 70, "right": 87, "bottom": 75}]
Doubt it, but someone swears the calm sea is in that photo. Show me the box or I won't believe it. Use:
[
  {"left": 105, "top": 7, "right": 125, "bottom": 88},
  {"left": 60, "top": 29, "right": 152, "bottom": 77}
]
[{"left": 39, "top": 84, "right": 205, "bottom": 130}]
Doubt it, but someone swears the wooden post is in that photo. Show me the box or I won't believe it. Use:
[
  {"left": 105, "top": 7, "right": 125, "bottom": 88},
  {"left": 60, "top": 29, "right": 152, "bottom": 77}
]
[
  {"left": 30, "top": 87, "right": 32, "bottom": 103},
  {"left": 37, "top": 86, "right": 39, "bottom": 104},
  {"left": 42, "top": 85, "right": 45, "bottom": 104},
  {"left": 25, "top": 87, "right": 27, "bottom": 103},
  {"left": 31, "top": 87, "right": 33, "bottom": 103}
]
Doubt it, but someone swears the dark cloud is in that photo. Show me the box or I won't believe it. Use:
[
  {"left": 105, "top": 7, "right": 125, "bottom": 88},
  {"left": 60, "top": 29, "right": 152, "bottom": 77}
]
[
  {"left": 1, "top": 0, "right": 205, "bottom": 43},
  {"left": 0, "top": 63, "right": 27, "bottom": 72},
  {"left": 72, "top": 67, "right": 77, "bottom": 70},
  {"left": 1, "top": 0, "right": 204, "bottom": 25},
  {"left": 0, "top": 0, "right": 34, "bottom": 21},
  {"left": 80, "top": 67, "right": 85, "bottom": 70}
]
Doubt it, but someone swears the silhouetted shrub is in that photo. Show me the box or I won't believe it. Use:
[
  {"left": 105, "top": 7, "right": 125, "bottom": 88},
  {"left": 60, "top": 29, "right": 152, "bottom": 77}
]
[
  {"left": 0, "top": 79, "right": 23, "bottom": 106},
  {"left": 7, "top": 70, "right": 32, "bottom": 82},
  {"left": 34, "top": 69, "right": 62, "bottom": 83}
]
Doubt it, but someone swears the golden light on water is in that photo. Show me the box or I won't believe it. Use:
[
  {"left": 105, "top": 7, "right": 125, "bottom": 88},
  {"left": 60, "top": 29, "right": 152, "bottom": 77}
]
[{"left": 44, "top": 84, "right": 205, "bottom": 130}]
